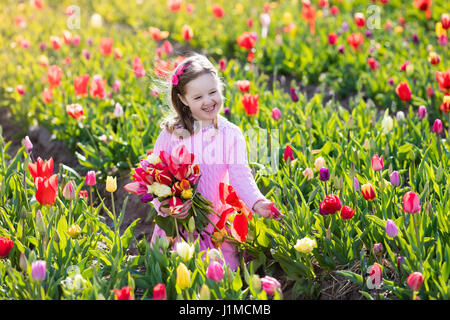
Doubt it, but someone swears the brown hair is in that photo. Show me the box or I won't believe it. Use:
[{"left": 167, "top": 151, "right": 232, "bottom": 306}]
[{"left": 160, "top": 53, "right": 224, "bottom": 136}]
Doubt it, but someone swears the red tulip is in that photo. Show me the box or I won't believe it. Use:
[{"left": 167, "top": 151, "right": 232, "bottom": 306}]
[
  {"left": 347, "top": 32, "right": 364, "bottom": 50},
  {"left": 319, "top": 194, "right": 342, "bottom": 215},
  {"left": 435, "top": 70, "right": 450, "bottom": 93},
  {"left": 74, "top": 74, "right": 90, "bottom": 97},
  {"left": 211, "top": 4, "right": 224, "bottom": 18},
  {"left": 236, "top": 80, "right": 250, "bottom": 92},
  {"left": 0, "top": 237, "right": 14, "bottom": 258},
  {"left": 440, "top": 94, "right": 450, "bottom": 113},
  {"left": 340, "top": 206, "right": 355, "bottom": 220},
  {"left": 35, "top": 174, "right": 58, "bottom": 206},
  {"left": 361, "top": 183, "right": 376, "bottom": 201},
  {"left": 66, "top": 103, "right": 84, "bottom": 120},
  {"left": 236, "top": 32, "right": 256, "bottom": 50},
  {"left": 330, "top": 5, "right": 339, "bottom": 15},
  {"left": 155, "top": 168, "right": 173, "bottom": 186},
  {"left": 395, "top": 82, "right": 412, "bottom": 101},
  {"left": 114, "top": 286, "right": 134, "bottom": 300},
  {"left": 89, "top": 75, "right": 106, "bottom": 99},
  {"left": 219, "top": 59, "right": 226, "bottom": 72},
  {"left": 169, "top": 196, "right": 184, "bottom": 215},
  {"left": 42, "top": 87, "right": 53, "bottom": 104},
  {"left": 162, "top": 40, "right": 173, "bottom": 55},
  {"left": 28, "top": 157, "right": 54, "bottom": 182},
  {"left": 167, "top": 0, "right": 182, "bottom": 12},
  {"left": 241, "top": 94, "right": 259, "bottom": 116},
  {"left": 133, "top": 56, "right": 146, "bottom": 78},
  {"left": 78, "top": 190, "right": 88, "bottom": 199},
  {"left": 16, "top": 84, "right": 25, "bottom": 95},
  {"left": 354, "top": 12, "right": 365, "bottom": 27},
  {"left": 50, "top": 36, "right": 61, "bottom": 50},
  {"left": 283, "top": 145, "right": 294, "bottom": 162},
  {"left": 47, "top": 65, "right": 63, "bottom": 88},
  {"left": 99, "top": 37, "right": 113, "bottom": 56},
  {"left": 403, "top": 191, "right": 420, "bottom": 213},
  {"left": 231, "top": 212, "right": 249, "bottom": 242},
  {"left": 181, "top": 25, "right": 194, "bottom": 41},
  {"left": 441, "top": 13, "right": 450, "bottom": 30},
  {"left": 407, "top": 272, "right": 424, "bottom": 291},
  {"left": 153, "top": 283, "right": 167, "bottom": 300},
  {"left": 428, "top": 52, "right": 440, "bottom": 65},
  {"left": 368, "top": 57, "right": 379, "bottom": 71},
  {"left": 328, "top": 33, "right": 337, "bottom": 45}
]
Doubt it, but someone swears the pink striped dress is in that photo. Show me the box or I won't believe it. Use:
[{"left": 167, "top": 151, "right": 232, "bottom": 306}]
[{"left": 150, "top": 115, "right": 268, "bottom": 270}]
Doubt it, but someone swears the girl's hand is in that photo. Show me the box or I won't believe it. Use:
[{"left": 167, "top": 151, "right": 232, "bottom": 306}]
[{"left": 253, "top": 200, "right": 283, "bottom": 220}]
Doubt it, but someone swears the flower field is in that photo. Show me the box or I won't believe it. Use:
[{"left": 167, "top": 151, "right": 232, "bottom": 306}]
[{"left": 0, "top": 0, "right": 449, "bottom": 301}]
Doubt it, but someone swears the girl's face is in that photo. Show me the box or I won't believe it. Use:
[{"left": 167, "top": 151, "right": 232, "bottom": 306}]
[{"left": 178, "top": 73, "right": 223, "bottom": 126}]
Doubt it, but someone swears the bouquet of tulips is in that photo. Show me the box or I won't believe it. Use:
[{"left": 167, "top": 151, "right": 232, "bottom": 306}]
[{"left": 124, "top": 145, "right": 215, "bottom": 238}]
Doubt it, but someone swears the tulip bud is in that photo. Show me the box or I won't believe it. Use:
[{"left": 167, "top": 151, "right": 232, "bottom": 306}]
[
  {"left": 24, "top": 136, "right": 33, "bottom": 153},
  {"left": 272, "top": 107, "right": 281, "bottom": 120},
  {"left": 19, "top": 252, "right": 28, "bottom": 271},
  {"left": 35, "top": 210, "right": 46, "bottom": 234},
  {"left": 31, "top": 260, "right": 47, "bottom": 281},
  {"left": 199, "top": 284, "right": 211, "bottom": 300},
  {"left": 187, "top": 216, "right": 195, "bottom": 233},
  {"left": 152, "top": 283, "right": 167, "bottom": 300},
  {"left": 158, "top": 236, "right": 169, "bottom": 251},
  {"left": 289, "top": 88, "right": 299, "bottom": 102},
  {"left": 251, "top": 274, "right": 262, "bottom": 293},
  {"left": 260, "top": 276, "right": 281, "bottom": 296},
  {"left": 432, "top": 119, "right": 443, "bottom": 134},
  {"left": 373, "top": 243, "right": 383, "bottom": 255},
  {"left": 113, "top": 103, "right": 123, "bottom": 117},
  {"left": 176, "top": 241, "right": 194, "bottom": 262}
]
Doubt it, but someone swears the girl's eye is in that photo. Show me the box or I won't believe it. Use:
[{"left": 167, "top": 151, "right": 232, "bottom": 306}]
[
  {"left": 209, "top": 90, "right": 217, "bottom": 94},
  {"left": 194, "top": 96, "right": 201, "bottom": 100}
]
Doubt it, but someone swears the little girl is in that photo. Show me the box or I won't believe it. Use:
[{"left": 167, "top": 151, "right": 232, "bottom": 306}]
[{"left": 150, "top": 53, "right": 278, "bottom": 270}]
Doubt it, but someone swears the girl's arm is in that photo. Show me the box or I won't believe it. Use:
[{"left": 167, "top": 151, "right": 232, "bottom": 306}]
[{"left": 227, "top": 128, "right": 268, "bottom": 213}]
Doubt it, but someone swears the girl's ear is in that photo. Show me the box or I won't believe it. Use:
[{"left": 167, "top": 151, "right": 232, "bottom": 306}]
[{"left": 177, "top": 93, "right": 188, "bottom": 106}]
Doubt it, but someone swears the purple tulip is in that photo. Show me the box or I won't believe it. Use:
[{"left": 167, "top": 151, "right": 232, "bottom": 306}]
[
  {"left": 290, "top": 88, "right": 299, "bottom": 102},
  {"left": 388, "top": 77, "right": 394, "bottom": 86},
  {"left": 82, "top": 49, "right": 90, "bottom": 60},
  {"left": 353, "top": 177, "right": 360, "bottom": 191},
  {"left": 206, "top": 261, "right": 224, "bottom": 282},
  {"left": 341, "top": 21, "right": 349, "bottom": 31},
  {"left": 140, "top": 193, "right": 154, "bottom": 203},
  {"left": 224, "top": 107, "right": 230, "bottom": 116},
  {"left": 39, "top": 42, "right": 47, "bottom": 51},
  {"left": 31, "top": 260, "right": 46, "bottom": 281},
  {"left": 385, "top": 219, "right": 399, "bottom": 237},
  {"left": 87, "top": 37, "right": 93, "bottom": 46},
  {"left": 365, "top": 30, "right": 372, "bottom": 38},
  {"left": 412, "top": 34, "right": 419, "bottom": 43},
  {"left": 319, "top": 167, "right": 329, "bottom": 181},
  {"left": 338, "top": 45, "right": 345, "bottom": 54},
  {"left": 389, "top": 171, "right": 400, "bottom": 187}
]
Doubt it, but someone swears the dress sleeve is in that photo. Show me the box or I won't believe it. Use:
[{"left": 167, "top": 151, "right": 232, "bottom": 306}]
[
  {"left": 227, "top": 127, "right": 267, "bottom": 212},
  {"left": 150, "top": 129, "right": 172, "bottom": 214}
]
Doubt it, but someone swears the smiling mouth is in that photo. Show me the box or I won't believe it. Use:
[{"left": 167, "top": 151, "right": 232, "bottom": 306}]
[{"left": 202, "top": 104, "right": 216, "bottom": 112}]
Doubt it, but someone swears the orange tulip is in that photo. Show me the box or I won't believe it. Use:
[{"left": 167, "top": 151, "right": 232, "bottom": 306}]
[
  {"left": 347, "top": 32, "right": 364, "bottom": 50},
  {"left": 99, "top": 37, "right": 113, "bottom": 56},
  {"left": 41, "top": 87, "right": 53, "bottom": 104},
  {"left": 73, "top": 74, "right": 90, "bottom": 96},
  {"left": 47, "top": 65, "right": 63, "bottom": 88}
]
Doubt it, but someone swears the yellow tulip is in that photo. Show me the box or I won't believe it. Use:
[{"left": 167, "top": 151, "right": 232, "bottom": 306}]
[
  {"left": 181, "top": 188, "right": 193, "bottom": 199},
  {"left": 283, "top": 12, "right": 293, "bottom": 26},
  {"left": 294, "top": 236, "right": 317, "bottom": 254},
  {"left": 176, "top": 263, "right": 191, "bottom": 289},
  {"left": 67, "top": 224, "right": 81, "bottom": 239},
  {"left": 106, "top": 176, "right": 117, "bottom": 193},
  {"left": 436, "top": 22, "right": 446, "bottom": 37}
]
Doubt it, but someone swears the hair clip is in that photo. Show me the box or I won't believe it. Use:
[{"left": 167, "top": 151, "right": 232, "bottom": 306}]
[{"left": 171, "top": 62, "right": 192, "bottom": 86}]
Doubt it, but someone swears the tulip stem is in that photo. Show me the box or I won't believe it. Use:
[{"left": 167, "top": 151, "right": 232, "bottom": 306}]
[
  {"left": 379, "top": 171, "right": 386, "bottom": 220},
  {"left": 411, "top": 213, "right": 423, "bottom": 270}
]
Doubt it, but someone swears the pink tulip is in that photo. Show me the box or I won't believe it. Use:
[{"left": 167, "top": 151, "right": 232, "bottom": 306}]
[
  {"left": 407, "top": 272, "right": 424, "bottom": 292},
  {"left": 24, "top": 136, "right": 33, "bottom": 153},
  {"left": 403, "top": 191, "right": 420, "bottom": 213},
  {"left": 85, "top": 170, "right": 96, "bottom": 186},
  {"left": 16, "top": 85, "right": 25, "bottom": 95},
  {"left": 206, "top": 261, "right": 225, "bottom": 282},
  {"left": 62, "top": 182, "right": 76, "bottom": 200},
  {"left": 432, "top": 119, "right": 443, "bottom": 134},
  {"left": 272, "top": 107, "right": 281, "bottom": 120},
  {"left": 260, "top": 276, "right": 281, "bottom": 295},
  {"left": 371, "top": 154, "right": 384, "bottom": 171}
]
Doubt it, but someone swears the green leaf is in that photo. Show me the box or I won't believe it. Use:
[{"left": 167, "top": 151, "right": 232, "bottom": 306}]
[{"left": 232, "top": 268, "right": 243, "bottom": 292}]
